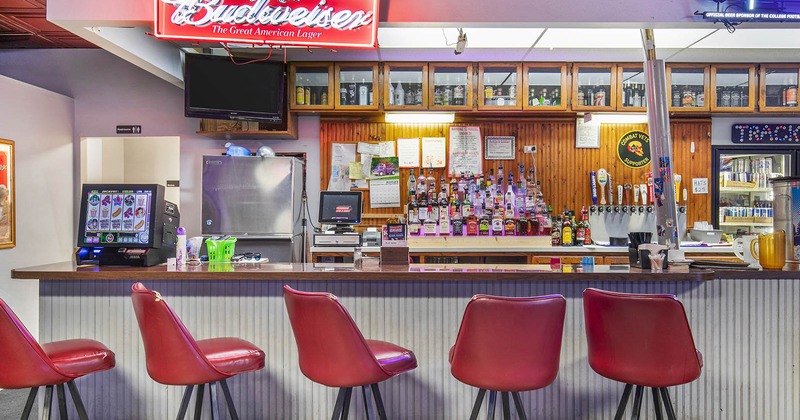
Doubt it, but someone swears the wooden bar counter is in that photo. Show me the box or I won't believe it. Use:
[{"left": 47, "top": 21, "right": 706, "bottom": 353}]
[{"left": 11, "top": 262, "right": 800, "bottom": 419}]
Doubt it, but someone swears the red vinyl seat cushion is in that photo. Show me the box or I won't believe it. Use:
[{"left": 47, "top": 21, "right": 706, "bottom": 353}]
[
  {"left": 366, "top": 339, "right": 417, "bottom": 376},
  {"left": 196, "top": 337, "right": 266, "bottom": 376},
  {"left": 41, "top": 339, "right": 116, "bottom": 377}
]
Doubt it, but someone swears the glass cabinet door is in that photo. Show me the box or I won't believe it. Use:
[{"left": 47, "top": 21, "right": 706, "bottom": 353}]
[
  {"left": 667, "top": 65, "right": 709, "bottom": 112},
  {"left": 758, "top": 64, "right": 799, "bottom": 112},
  {"left": 477, "top": 64, "right": 522, "bottom": 110},
  {"left": 384, "top": 63, "right": 428, "bottom": 110},
  {"left": 571, "top": 64, "right": 615, "bottom": 111},
  {"left": 290, "top": 63, "right": 334, "bottom": 110},
  {"left": 334, "top": 63, "right": 379, "bottom": 110},
  {"left": 710, "top": 65, "right": 755, "bottom": 112},
  {"left": 429, "top": 63, "right": 473, "bottom": 110},
  {"left": 616, "top": 65, "right": 646, "bottom": 111},
  {"left": 522, "top": 64, "right": 567, "bottom": 110}
]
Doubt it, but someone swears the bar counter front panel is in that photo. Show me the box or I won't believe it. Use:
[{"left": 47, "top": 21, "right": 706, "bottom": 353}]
[{"left": 14, "top": 263, "right": 800, "bottom": 419}]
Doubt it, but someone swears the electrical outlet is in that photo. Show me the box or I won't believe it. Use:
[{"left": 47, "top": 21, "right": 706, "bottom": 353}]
[{"left": 524, "top": 145, "right": 537, "bottom": 154}]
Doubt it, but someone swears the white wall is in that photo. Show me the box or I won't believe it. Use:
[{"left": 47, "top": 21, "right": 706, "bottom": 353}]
[
  {"left": 0, "top": 75, "right": 75, "bottom": 339},
  {"left": 0, "top": 49, "right": 321, "bottom": 243}
]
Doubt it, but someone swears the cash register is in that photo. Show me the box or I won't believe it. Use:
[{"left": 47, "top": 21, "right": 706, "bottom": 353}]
[
  {"left": 75, "top": 184, "right": 180, "bottom": 266},
  {"left": 313, "top": 191, "right": 362, "bottom": 247}
]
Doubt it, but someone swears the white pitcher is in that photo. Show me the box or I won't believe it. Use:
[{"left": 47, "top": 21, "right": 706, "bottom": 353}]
[{"left": 733, "top": 234, "right": 761, "bottom": 268}]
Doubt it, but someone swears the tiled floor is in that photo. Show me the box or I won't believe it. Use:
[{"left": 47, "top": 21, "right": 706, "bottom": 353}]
[{"left": 0, "top": 388, "right": 36, "bottom": 419}]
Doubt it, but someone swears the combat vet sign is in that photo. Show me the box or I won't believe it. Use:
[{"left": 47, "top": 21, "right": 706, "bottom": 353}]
[
  {"left": 155, "top": 0, "right": 379, "bottom": 48},
  {"left": 617, "top": 130, "right": 651, "bottom": 168}
]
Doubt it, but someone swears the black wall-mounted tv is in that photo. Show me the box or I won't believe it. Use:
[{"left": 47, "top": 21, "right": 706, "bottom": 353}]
[{"left": 184, "top": 53, "right": 287, "bottom": 124}]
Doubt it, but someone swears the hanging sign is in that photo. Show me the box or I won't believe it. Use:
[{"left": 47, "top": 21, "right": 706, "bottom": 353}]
[
  {"left": 154, "top": 0, "right": 380, "bottom": 49},
  {"left": 617, "top": 130, "right": 651, "bottom": 168}
]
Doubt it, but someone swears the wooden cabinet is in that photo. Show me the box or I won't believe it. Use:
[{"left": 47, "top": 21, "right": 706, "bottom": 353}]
[
  {"left": 334, "top": 63, "right": 379, "bottom": 110},
  {"left": 710, "top": 64, "right": 756, "bottom": 113},
  {"left": 522, "top": 63, "right": 568, "bottom": 111},
  {"left": 616, "top": 64, "right": 647, "bottom": 111},
  {"left": 477, "top": 63, "right": 522, "bottom": 110},
  {"left": 197, "top": 114, "right": 298, "bottom": 140},
  {"left": 289, "top": 63, "right": 334, "bottom": 111},
  {"left": 667, "top": 64, "right": 710, "bottom": 112},
  {"left": 571, "top": 64, "right": 616, "bottom": 111},
  {"left": 758, "top": 64, "right": 799, "bottom": 112},
  {"left": 428, "top": 63, "right": 474, "bottom": 110},
  {"left": 383, "top": 62, "right": 428, "bottom": 110}
]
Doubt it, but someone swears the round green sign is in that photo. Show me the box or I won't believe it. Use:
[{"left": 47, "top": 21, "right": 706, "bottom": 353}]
[{"left": 617, "top": 130, "right": 651, "bottom": 168}]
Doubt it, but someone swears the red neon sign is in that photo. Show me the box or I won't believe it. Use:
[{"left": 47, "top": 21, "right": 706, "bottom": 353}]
[{"left": 154, "top": 0, "right": 379, "bottom": 48}]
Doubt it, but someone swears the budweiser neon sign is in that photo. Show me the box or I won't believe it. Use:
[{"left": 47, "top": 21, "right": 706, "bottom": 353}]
[{"left": 154, "top": 0, "right": 379, "bottom": 48}]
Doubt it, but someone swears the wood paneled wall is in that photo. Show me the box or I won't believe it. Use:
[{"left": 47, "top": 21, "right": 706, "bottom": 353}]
[{"left": 320, "top": 118, "right": 711, "bottom": 227}]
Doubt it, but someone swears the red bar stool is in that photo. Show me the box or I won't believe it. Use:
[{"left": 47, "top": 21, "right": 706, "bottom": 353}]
[
  {"left": 0, "top": 298, "right": 115, "bottom": 420},
  {"left": 283, "top": 285, "right": 417, "bottom": 420},
  {"left": 131, "top": 282, "right": 265, "bottom": 420},
  {"left": 583, "top": 288, "right": 703, "bottom": 420},
  {"left": 449, "top": 294, "right": 566, "bottom": 419}
]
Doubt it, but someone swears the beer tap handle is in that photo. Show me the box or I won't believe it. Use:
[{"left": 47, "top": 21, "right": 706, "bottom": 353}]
[
  {"left": 624, "top": 183, "right": 632, "bottom": 206},
  {"left": 607, "top": 173, "right": 613, "bottom": 205},
  {"left": 683, "top": 187, "right": 688, "bottom": 207},
  {"left": 617, "top": 185, "right": 623, "bottom": 206},
  {"left": 633, "top": 185, "right": 640, "bottom": 205},
  {"left": 597, "top": 169, "right": 607, "bottom": 205},
  {"left": 640, "top": 184, "right": 648, "bottom": 206},
  {"left": 590, "top": 171, "right": 597, "bottom": 205}
]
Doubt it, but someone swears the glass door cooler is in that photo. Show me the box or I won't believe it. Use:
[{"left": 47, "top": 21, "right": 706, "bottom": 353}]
[{"left": 713, "top": 145, "right": 800, "bottom": 238}]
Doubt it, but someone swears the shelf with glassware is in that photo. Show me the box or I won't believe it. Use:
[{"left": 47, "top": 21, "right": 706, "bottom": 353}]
[
  {"left": 758, "top": 64, "right": 799, "bottom": 113},
  {"left": 428, "top": 63, "right": 473, "bottom": 111},
  {"left": 616, "top": 64, "right": 647, "bottom": 112},
  {"left": 522, "top": 63, "right": 568, "bottom": 111},
  {"left": 709, "top": 64, "right": 756, "bottom": 113},
  {"left": 289, "top": 63, "right": 334, "bottom": 111},
  {"left": 333, "top": 63, "right": 379, "bottom": 110},
  {"left": 383, "top": 62, "right": 428, "bottom": 110},
  {"left": 571, "top": 64, "right": 616, "bottom": 111},
  {"left": 477, "top": 64, "right": 522, "bottom": 110},
  {"left": 666, "top": 64, "right": 710, "bottom": 113}
]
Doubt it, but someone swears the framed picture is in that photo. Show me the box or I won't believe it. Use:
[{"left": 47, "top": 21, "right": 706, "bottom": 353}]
[{"left": 0, "top": 138, "right": 15, "bottom": 249}]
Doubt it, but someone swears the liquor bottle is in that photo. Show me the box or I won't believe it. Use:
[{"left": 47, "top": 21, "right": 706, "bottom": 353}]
[
  {"left": 443, "top": 75, "right": 452, "bottom": 106},
  {"left": 434, "top": 87, "right": 443, "bottom": 106},
  {"left": 487, "top": 168, "right": 496, "bottom": 197},
  {"left": 450, "top": 192, "right": 461, "bottom": 220},
  {"left": 417, "top": 189, "right": 428, "bottom": 222},
  {"left": 788, "top": 75, "right": 798, "bottom": 107},
  {"left": 416, "top": 167, "right": 427, "bottom": 198},
  {"left": 484, "top": 85, "right": 494, "bottom": 106},
  {"left": 530, "top": 87, "right": 539, "bottom": 106},
  {"left": 478, "top": 211, "right": 491, "bottom": 236},
  {"left": 452, "top": 215, "right": 464, "bottom": 236},
  {"left": 340, "top": 84, "right": 348, "bottom": 105},
  {"left": 540, "top": 88, "right": 550, "bottom": 106},
  {"left": 466, "top": 213, "right": 479, "bottom": 236},
  {"left": 561, "top": 212, "right": 573, "bottom": 246},
  {"left": 423, "top": 205, "right": 437, "bottom": 235},
  {"left": 516, "top": 210, "right": 528, "bottom": 236},
  {"left": 508, "top": 83, "right": 516, "bottom": 106},
  {"left": 575, "top": 207, "right": 586, "bottom": 246},
  {"left": 389, "top": 83, "right": 395, "bottom": 106},
  {"left": 407, "top": 168, "right": 416, "bottom": 197},
  {"left": 458, "top": 172, "right": 467, "bottom": 201},
  {"left": 429, "top": 185, "right": 439, "bottom": 222},
  {"left": 491, "top": 204, "right": 504, "bottom": 236},
  {"left": 320, "top": 90, "right": 328, "bottom": 105},
  {"left": 552, "top": 88, "right": 560, "bottom": 106},
  {"left": 505, "top": 173, "right": 515, "bottom": 212},
  {"left": 583, "top": 211, "right": 592, "bottom": 245},
  {"left": 696, "top": 88, "right": 705, "bottom": 107},
  {"left": 348, "top": 77, "right": 357, "bottom": 105},
  {"left": 551, "top": 216, "right": 561, "bottom": 246},
  {"left": 394, "top": 82, "right": 405, "bottom": 105},
  {"left": 454, "top": 83, "right": 465, "bottom": 106},
  {"left": 527, "top": 211, "right": 538, "bottom": 236},
  {"left": 358, "top": 79, "right": 368, "bottom": 105},
  {"left": 407, "top": 195, "right": 420, "bottom": 235},
  {"left": 497, "top": 163, "right": 504, "bottom": 192},
  {"left": 296, "top": 84, "right": 305, "bottom": 105},
  {"left": 438, "top": 200, "right": 451, "bottom": 236},
  {"left": 577, "top": 88, "right": 584, "bottom": 107},
  {"left": 741, "top": 87, "right": 749, "bottom": 107},
  {"left": 672, "top": 86, "right": 681, "bottom": 108},
  {"left": 504, "top": 202, "right": 516, "bottom": 236},
  {"left": 461, "top": 189, "right": 472, "bottom": 218}
]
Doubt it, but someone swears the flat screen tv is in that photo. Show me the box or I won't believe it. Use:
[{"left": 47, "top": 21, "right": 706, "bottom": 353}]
[
  {"left": 318, "top": 191, "right": 362, "bottom": 229},
  {"left": 77, "top": 184, "right": 176, "bottom": 249},
  {"left": 184, "top": 53, "right": 286, "bottom": 123}
]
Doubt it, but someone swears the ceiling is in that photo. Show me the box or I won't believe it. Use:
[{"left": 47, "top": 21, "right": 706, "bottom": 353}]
[{"left": 0, "top": 0, "right": 96, "bottom": 48}]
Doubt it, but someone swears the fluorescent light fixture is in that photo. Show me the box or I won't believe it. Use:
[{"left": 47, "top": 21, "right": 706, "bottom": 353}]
[
  {"left": 385, "top": 112, "right": 455, "bottom": 124},
  {"left": 587, "top": 113, "right": 649, "bottom": 124}
]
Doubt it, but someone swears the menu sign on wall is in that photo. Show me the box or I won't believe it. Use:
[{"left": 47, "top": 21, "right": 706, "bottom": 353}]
[{"left": 154, "top": 0, "right": 380, "bottom": 48}]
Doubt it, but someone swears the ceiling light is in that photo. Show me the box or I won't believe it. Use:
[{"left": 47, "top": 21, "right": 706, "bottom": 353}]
[{"left": 385, "top": 112, "right": 455, "bottom": 124}]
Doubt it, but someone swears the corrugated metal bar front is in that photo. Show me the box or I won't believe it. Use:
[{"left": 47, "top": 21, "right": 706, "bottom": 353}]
[{"left": 40, "top": 278, "right": 799, "bottom": 419}]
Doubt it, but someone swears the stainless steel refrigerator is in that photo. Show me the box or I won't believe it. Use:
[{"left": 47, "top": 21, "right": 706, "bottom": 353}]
[{"left": 202, "top": 155, "right": 305, "bottom": 262}]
